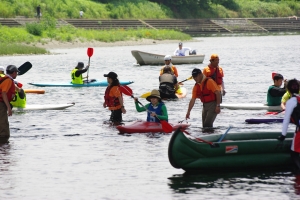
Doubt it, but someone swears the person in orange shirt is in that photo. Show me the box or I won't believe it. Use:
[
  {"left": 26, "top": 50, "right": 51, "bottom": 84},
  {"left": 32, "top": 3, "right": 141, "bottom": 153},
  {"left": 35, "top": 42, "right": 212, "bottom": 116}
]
[
  {"left": 186, "top": 68, "right": 221, "bottom": 128},
  {"left": 159, "top": 55, "right": 178, "bottom": 77},
  {"left": 203, "top": 54, "right": 226, "bottom": 96},
  {"left": 0, "top": 65, "right": 18, "bottom": 142},
  {"left": 103, "top": 72, "right": 126, "bottom": 125}
]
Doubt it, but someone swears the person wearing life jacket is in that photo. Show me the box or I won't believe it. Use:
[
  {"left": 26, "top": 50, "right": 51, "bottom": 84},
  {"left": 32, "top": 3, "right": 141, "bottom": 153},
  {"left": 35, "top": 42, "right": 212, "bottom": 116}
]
[
  {"left": 103, "top": 71, "right": 126, "bottom": 125},
  {"left": 159, "top": 55, "right": 178, "bottom": 77},
  {"left": 174, "top": 42, "right": 191, "bottom": 56},
  {"left": 277, "top": 79, "right": 300, "bottom": 169},
  {"left": 281, "top": 80, "right": 300, "bottom": 110},
  {"left": 71, "top": 62, "right": 90, "bottom": 84},
  {"left": 0, "top": 65, "right": 18, "bottom": 142},
  {"left": 186, "top": 68, "right": 221, "bottom": 128},
  {"left": 267, "top": 73, "right": 287, "bottom": 106},
  {"left": 159, "top": 66, "right": 179, "bottom": 100},
  {"left": 203, "top": 54, "right": 226, "bottom": 96},
  {"left": 10, "top": 83, "right": 26, "bottom": 108},
  {"left": 134, "top": 89, "right": 168, "bottom": 123},
  {"left": 0, "top": 66, "right": 5, "bottom": 77}
]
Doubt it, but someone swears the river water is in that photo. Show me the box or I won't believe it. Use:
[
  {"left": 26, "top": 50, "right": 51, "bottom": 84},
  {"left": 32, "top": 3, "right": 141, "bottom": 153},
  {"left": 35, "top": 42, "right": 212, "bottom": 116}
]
[{"left": 0, "top": 35, "right": 299, "bottom": 199}]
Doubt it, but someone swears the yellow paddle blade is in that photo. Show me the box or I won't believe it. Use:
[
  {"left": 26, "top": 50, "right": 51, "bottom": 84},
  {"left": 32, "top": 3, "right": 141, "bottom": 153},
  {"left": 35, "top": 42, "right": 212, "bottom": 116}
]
[
  {"left": 187, "top": 76, "right": 193, "bottom": 80},
  {"left": 140, "top": 92, "right": 151, "bottom": 98}
]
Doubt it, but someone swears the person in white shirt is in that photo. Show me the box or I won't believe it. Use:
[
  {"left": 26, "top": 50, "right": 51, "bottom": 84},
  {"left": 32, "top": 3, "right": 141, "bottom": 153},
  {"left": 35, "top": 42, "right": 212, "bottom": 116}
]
[
  {"left": 278, "top": 79, "right": 300, "bottom": 169},
  {"left": 79, "top": 11, "right": 84, "bottom": 18},
  {"left": 174, "top": 42, "right": 191, "bottom": 56}
]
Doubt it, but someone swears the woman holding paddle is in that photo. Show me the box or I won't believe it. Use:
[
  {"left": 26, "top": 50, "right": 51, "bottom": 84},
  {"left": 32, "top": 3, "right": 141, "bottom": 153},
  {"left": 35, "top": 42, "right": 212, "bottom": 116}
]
[
  {"left": 134, "top": 89, "right": 168, "bottom": 123},
  {"left": 103, "top": 72, "right": 126, "bottom": 126}
]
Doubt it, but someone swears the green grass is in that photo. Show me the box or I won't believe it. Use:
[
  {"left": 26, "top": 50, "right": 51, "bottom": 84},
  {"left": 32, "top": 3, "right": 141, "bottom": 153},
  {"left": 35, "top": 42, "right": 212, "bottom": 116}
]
[{"left": 0, "top": 43, "right": 48, "bottom": 55}]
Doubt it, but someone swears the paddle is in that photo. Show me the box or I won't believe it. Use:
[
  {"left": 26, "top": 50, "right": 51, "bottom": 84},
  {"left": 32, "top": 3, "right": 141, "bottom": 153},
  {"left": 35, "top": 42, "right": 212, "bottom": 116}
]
[
  {"left": 140, "top": 76, "right": 193, "bottom": 98},
  {"left": 120, "top": 85, "right": 173, "bottom": 133},
  {"left": 86, "top": 47, "right": 94, "bottom": 82},
  {"left": 182, "top": 129, "right": 219, "bottom": 148},
  {"left": 265, "top": 110, "right": 285, "bottom": 115},
  {"left": 18, "top": 61, "right": 32, "bottom": 75},
  {"left": 217, "top": 125, "right": 232, "bottom": 142}
]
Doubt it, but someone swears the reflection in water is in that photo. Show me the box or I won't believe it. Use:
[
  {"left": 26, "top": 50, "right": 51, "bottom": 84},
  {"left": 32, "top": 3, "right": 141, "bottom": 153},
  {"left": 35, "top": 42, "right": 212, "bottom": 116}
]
[
  {"left": 168, "top": 170, "right": 300, "bottom": 196},
  {"left": 0, "top": 143, "right": 11, "bottom": 171}
]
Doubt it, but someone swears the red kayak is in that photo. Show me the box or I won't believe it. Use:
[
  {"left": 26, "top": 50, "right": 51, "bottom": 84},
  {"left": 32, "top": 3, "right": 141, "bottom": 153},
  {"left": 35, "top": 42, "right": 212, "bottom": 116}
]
[{"left": 116, "top": 121, "right": 190, "bottom": 134}]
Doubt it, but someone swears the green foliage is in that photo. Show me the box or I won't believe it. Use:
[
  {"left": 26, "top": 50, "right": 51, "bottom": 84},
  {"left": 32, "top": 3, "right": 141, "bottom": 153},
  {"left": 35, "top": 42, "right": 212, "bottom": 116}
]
[
  {"left": 0, "top": 43, "right": 48, "bottom": 55},
  {"left": 25, "top": 22, "right": 44, "bottom": 36}
]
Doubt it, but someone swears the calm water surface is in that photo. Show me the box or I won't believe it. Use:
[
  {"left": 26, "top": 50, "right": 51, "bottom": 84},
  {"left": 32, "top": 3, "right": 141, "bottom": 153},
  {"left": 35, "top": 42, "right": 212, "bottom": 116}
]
[{"left": 0, "top": 35, "right": 299, "bottom": 199}]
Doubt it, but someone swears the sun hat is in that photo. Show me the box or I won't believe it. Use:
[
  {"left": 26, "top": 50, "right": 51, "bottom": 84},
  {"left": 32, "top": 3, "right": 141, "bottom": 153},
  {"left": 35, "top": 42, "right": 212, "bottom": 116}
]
[
  {"left": 76, "top": 62, "right": 84, "bottom": 69},
  {"left": 192, "top": 68, "right": 202, "bottom": 77},
  {"left": 146, "top": 89, "right": 161, "bottom": 102},
  {"left": 104, "top": 72, "right": 118, "bottom": 80}
]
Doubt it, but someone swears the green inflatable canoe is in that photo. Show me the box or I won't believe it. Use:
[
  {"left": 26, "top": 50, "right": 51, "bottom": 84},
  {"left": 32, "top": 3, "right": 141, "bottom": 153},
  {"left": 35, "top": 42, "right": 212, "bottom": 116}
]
[{"left": 168, "top": 129, "right": 295, "bottom": 172}]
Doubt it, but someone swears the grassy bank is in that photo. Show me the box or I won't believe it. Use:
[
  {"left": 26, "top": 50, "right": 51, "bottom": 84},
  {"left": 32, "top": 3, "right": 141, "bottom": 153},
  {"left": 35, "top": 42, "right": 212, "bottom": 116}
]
[
  {"left": 0, "top": 0, "right": 299, "bottom": 19},
  {"left": 0, "top": 43, "right": 48, "bottom": 55}
]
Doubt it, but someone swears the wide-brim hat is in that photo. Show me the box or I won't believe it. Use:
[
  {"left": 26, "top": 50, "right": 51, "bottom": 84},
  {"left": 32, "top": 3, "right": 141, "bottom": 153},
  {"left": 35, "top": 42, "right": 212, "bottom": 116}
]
[{"left": 146, "top": 89, "right": 161, "bottom": 102}]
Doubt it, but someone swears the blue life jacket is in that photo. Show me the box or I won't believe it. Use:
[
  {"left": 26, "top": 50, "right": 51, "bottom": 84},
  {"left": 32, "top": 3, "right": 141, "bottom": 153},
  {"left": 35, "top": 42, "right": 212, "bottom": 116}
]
[{"left": 146, "top": 102, "right": 166, "bottom": 123}]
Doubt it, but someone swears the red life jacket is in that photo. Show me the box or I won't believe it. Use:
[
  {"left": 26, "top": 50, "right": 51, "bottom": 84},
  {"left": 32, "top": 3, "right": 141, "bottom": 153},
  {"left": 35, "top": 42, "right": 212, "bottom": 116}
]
[
  {"left": 0, "top": 76, "right": 15, "bottom": 102},
  {"left": 195, "top": 78, "right": 216, "bottom": 103},
  {"left": 207, "top": 66, "right": 223, "bottom": 85},
  {"left": 104, "top": 86, "right": 121, "bottom": 107},
  {"left": 291, "top": 95, "right": 300, "bottom": 128}
]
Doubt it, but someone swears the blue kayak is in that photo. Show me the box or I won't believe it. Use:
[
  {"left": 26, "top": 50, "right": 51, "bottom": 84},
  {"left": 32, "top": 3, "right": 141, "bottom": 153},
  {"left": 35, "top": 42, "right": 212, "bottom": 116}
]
[
  {"left": 245, "top": 118, "right": 284, "bottom": 124},
  {"left": 28, "top": 80, "right": 134, "bottom": 87}
]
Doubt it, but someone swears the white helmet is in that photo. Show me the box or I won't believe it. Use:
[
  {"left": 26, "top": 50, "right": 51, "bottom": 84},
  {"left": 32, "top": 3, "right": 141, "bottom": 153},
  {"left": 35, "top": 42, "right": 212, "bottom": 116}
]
[{"left": 164, "top": 55, "right": 172, "bottom": 61}]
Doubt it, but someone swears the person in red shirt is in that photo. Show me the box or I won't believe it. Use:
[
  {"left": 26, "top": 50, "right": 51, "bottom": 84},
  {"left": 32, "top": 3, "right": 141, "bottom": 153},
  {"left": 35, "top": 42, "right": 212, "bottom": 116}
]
[{"left": 186, "top": 68, "right": 221, "bottom": 128}]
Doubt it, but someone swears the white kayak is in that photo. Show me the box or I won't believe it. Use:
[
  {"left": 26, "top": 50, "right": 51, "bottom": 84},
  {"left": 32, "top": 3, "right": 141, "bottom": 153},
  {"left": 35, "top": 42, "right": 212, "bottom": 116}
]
[
  {"left": 13, "top": 103, "right": 75, "bottom": 111},
  {"left": 220, "top": 103, "right": 281, "bottom": 111}
]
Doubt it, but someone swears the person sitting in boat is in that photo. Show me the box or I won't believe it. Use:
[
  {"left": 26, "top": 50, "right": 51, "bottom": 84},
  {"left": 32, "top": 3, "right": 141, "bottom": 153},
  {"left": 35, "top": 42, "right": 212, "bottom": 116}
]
[
  {"left": 174, "top": 42, "right": 191, "bottom": 56},
  {"left": 159, "top": 55, "right": 178, "bottom": 77},
  {"left": 134, "top": 89, "right": 168, "bottom": 123},
  {"left": 277, "top": 79, "right": 300, "bottom": 169},
  {"left": 203, "top": 54, "right": 226, "bottom": 96},
  {"left": 281, "top": 80, "right": 300, "bottom": 110},
  {"left": 267, "top": 73, "right": 287, "bottom": 106},
  {"left": 159, "top": 66, "right": 179, "bottom": 100},
  {"left": 71, "top": 62, "right": 90, "bottom": 84},
  {"left": 186, "top": 68, "right": 221, "bottom": 128},
  {"left": 103, "top": 71, "right": 126, "bottom": 126}
]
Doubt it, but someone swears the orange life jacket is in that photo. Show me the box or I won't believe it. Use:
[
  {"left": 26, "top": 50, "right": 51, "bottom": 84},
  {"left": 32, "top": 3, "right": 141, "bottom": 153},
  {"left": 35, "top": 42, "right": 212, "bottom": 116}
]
[
  {"left": 206, "top": 66, "right": 223, "bottom": 85},
  {"left": 104, "top": 86, "right": 121, "bottom": 107},
  {"left": 0, "top": 76, "right": 15, "bottom": 102},
  {"left": 195, "top": 78, "right": 216, "bottom": 103}
]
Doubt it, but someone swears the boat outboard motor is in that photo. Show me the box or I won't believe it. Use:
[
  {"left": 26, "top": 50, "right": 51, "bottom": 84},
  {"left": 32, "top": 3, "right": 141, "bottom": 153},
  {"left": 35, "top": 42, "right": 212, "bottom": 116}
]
[{"left": 189, "top": 49, "right": 197, "bottom": 55}]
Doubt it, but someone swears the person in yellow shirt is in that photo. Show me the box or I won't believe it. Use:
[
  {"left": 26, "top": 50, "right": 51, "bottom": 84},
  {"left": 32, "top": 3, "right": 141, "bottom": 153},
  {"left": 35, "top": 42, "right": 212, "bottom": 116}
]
[
  {"left": 281, "top": 80, "right": 300, "bottom": 110},
  {"left": 159, "top": 55, "right": 178, "bottom": 77},
  {"left": 186, "top": 68, "right": 221, "bottom": 128},
  {"left": 71, "top": 62, "right": 90, "bottom": 84}
]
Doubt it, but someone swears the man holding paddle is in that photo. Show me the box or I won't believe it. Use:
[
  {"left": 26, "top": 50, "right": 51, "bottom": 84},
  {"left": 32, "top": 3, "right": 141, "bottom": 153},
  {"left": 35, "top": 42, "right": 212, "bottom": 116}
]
[
  {"left": 186, "top": 68, "right": 221, "bottom": 128},
  {"left": 0, "top": 65, "right": 19, "bottom": 143},
  {"left": 267, "top": 73, "right": 286, "bottom": 106}
]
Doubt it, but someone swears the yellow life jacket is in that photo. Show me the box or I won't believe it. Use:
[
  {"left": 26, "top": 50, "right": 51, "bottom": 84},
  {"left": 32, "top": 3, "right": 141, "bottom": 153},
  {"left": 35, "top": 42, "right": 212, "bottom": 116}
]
[{"left": 71, "top": 69, "right": 83, "bottom": 84}]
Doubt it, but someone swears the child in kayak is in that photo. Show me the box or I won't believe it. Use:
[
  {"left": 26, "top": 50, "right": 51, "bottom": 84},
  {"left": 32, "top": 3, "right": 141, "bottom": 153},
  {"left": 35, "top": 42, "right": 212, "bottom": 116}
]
[
  {"left": 103, "top": 72, "right": 126, "bottom": 125},
  {"left": 134, "top": 89, "right": 168, "bottom": 122}
]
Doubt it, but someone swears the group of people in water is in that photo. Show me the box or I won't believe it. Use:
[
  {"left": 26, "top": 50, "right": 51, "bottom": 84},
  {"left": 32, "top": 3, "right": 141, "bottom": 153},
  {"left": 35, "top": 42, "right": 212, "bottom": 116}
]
[{"left": 100, "top": 43, "right": 226, "bottom": 128}]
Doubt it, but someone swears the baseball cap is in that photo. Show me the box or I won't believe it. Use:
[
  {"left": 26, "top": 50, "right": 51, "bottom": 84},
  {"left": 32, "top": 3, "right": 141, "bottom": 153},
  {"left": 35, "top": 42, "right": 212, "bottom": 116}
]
[
  {"left": 76, "top": 62, "right": 84, "bottom": 69},
  {"left": 179, "top": 42, "right": 182, "bottom": 46},
  {"left": 0, "top": 66, "right": 4, "bottom": 71},
  {"left": 6, "top": 65, "right": 19, "bottom": 73},
  {"left": 192, "top": 68, "right": 202, "bottom": 77},
  {"left": 104, "top": 72, "right": 118, "bottom": 80},
  {"left": 210, "top": 54, "right": 219, "bottom": 60}
]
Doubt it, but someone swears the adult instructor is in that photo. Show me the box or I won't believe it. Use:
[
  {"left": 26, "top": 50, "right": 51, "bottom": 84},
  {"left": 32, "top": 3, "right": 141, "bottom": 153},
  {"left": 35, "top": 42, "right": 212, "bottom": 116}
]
[
  {"left": 186, "top": 68, "right": 221, "bottom": 128},
  {"left": 0, "top": 65, "right": 18, "bottom": 142},
  {"left": 203, "top": 54, "right": 226, "bottom": 96}
]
